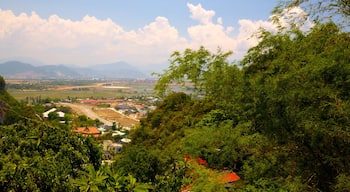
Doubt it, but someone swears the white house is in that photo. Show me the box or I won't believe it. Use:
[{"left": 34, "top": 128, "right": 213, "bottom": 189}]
[{"left": 43, "top": 108, "right": 57, "bottom": 118}]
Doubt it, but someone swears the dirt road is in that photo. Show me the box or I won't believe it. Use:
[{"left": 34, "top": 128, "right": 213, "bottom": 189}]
[{"left": 58, "top": 102, "right": 113, "bottom": 126}]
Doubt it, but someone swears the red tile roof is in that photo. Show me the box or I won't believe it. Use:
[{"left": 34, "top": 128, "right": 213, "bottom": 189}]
[
  {"left": 74, "top": 126, "right": 100, "bottom": 137},
  {"left": 220, "top": 172, "right": 240, "bottom": 183}
]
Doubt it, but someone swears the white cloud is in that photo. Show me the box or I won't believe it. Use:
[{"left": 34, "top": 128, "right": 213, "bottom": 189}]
[
  {"left": 187, "top": 3, "right": 215, "bottom": 25},
  {"left": 0, "top": 5, "right": 312, "bottom": 67},
  {"left": 0, "top": 9, "right": 186, "bottom": 66},
  {"left": 185, "top": 3, "right": 275, "bottom": 59},
  {"left": 217, "top": 17, "right": 223, "bottom": 25}
]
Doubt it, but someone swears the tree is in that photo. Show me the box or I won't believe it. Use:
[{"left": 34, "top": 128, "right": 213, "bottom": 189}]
[
  {"left": 114, "top": 145, "right": 162, "bottom": 183},
  {"left": 0, "top": 76, "right": 5, "bottom": 91},
  {"left": 0, "top": 119, "right": 102, "bottom": 191},
  {"left": 70, "top": 164, "right": 151, "bottom": 192},
  {"left": 0, "top": 100, "right": 8, "bottom": 124},
  {"left": 241, "top": 22, "right": 350, "bottom": 191},
  {"left": 274, "top": 0, "right": 350, "bottom": 28},
  {"left": 47, "top": 111, "right": 59, "bottom": 121},
  {"left": 154, "top": 46, "right": 240, "bottom": 100},
  {"left": 70, "top": 164, "right": 108, "bottom": 192}
]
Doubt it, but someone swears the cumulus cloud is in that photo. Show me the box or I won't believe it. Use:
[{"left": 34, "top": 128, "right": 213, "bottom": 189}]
[
  {"left": 0, "top": 9, "right": 186, "bottom": 65},
  {"left": 0, "top": 5, "right": 312, "bottom": 67},
  {"left": 187, "top": 3, "right": 215, "bottom": 24},
  {"left": 185, "top": 3, "right": 276, "bottom": 59}
]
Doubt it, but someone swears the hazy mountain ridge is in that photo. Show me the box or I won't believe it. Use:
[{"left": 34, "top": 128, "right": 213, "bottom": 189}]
[{"left": 0, "top": 61, "right": 151, "bottom": 79}]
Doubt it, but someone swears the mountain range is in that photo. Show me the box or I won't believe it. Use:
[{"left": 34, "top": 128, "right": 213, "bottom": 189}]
[{"left": 0, "top": 61, "right": 166, "bottom": 79}]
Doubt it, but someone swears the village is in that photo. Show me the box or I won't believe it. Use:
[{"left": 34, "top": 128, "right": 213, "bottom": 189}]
[{"left": 42, "top": 96, "right": 159, "bottom": 163}]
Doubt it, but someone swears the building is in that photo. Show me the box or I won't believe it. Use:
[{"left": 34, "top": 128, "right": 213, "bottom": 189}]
[
  {"left": 74, "top": 126, "right": 101, "bottom": 138},
  {"left": 103, "top": 140, "right": 123, "bottom": 154}
]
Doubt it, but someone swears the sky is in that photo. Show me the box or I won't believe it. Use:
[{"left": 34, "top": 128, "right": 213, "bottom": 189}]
[{"left": 0, "top": 1, "right": 293, "bottom": 68}]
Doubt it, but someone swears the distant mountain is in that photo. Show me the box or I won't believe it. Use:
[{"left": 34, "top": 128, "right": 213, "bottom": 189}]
[
  {"left": 0, "top": 61, "right": 149, "bottom": 79},
  {"left": 0, "top": 57, "right": 45, "bottom": 66},
  {"left": 0, "top": 61, "right": 36, "bottom": 74},
  {"left": 37, "top": 65, "right": 81, "bottom": 78},
  {"left": 88, "top": 62, "right": 147, "bottom": 79}
]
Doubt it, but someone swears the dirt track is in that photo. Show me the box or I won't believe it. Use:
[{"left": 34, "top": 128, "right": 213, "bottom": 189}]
[
  {"left": 58, "top": 102, "right": 139, "bottom": 127},
  {"left": 58, "top": 103, "right": 113, "bottom": 126}
]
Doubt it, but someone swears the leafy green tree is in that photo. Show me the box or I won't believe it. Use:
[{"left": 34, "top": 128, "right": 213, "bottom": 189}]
[
  {"left": 114, "top": 145, "right": 162, "bottom": 183},
  {"left": 70, "top": 164, "right": 151, "bottom": 192},
  {"left": 240, "top": 22, "right": 350, "bottom": 191},
  {"left": 71, "top": 164, "right": 108, "bottom": 192},
  {"left": 0, "top": 76, "right": 5, "bottom": 91},
  {"left": 0, "top": 119, "right": 102, "bottom": 191},
  {"left": 0, "top": 100, "right": 8, "bottom": 124},
  {"left": 274, "top": 0, "right": 349, "bottom": 27},
  {"left": 154, "top": 46, "right": 240, "bottom": 100},
  {"left": 48, "top": 111, "right": 59, "bottom": 121}
]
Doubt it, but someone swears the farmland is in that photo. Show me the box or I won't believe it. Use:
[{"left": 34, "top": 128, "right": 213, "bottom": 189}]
[
  {"left": 5, "top": 79, "right": 159, "bottom": 128},
  {"left": 5, "top": 79, "right": 157, "bottom": 101}
]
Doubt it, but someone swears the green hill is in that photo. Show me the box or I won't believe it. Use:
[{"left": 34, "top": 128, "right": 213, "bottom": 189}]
[
  {"left": 0, "top": 75, "right": 35, "bottom": 124},
  {"left": 0, "top": 76, "right": 18, "bottom": 104}
]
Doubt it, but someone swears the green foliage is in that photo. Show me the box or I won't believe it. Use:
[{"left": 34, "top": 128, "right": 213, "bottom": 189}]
[
  {"left": 153, "top": 46, "right": 240, "bottom": 101},
  {"left": 114, "top": 145, "right": 162, "bottom": 183},
  {"left": 70, "top": 164, "right": 152, "bottom": 192},
  {"left": 154, "top": 160, "right": 189, "bottom": 192},
  {"left": 274, "top": 0, "right": 349, "bottom": 28},
  {"left": 334, "top": 173, "right": 350, "bottom": 191},
  {"left": 132, "top": 92, "right": 213, "bottom": 149},
  {"left": 0, "top": 78, "right": 39, "bottom": 125},
  {"left": 124, "top": 21, "right": 350, "bottom": 191},
  {"left": 0, "top": 76, "right": 5, "bottom": 91},
  {"left": 0, "top": 119, "right": 102, "bottom": 191}
]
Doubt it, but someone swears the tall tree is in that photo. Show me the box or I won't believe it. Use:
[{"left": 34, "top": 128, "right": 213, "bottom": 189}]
[{"left": 274, "top": 0, "right": 350, "bottom": 27}]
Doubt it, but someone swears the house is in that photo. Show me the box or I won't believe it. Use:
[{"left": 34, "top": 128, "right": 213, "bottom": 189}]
[
  {"left": 120, "top": 138, "right": 131, "bottom": 143},
  {"left": 56, "top": 111, "right": 65, "bottom": 118},
  {"left": 112, "top": 130, "right": 126, "bottom": 137},
  {"left": 182, "top": 155, "right": 240, "bottom": 191},
  {"left": 74, "top": 126, "right": 101, "bottom": 137},
  {"left": 43, "top": 108, "right": 57, "bottom": 118},
  {"left": 43, "top": 108, "right": 66, "bottom": 123},
  {"left": 103, "top": 140, "right": 123, "bottom": 154}
]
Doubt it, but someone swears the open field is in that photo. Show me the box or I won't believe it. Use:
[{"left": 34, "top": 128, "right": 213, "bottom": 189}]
[
  {"left": 58, "top": 102, "right": 114, "bottom": 126},
  {"left": 5, "top": 79, "right": 154, "bottom": 128},
  {"left": 58, "top": 103, "right": 139, "bottom": 127},
  {"left": 6, "top": 79, "right": 157, "bottom": 101},
  {"left": 93, "top": 108, "right": 139, "bottom": 127}
]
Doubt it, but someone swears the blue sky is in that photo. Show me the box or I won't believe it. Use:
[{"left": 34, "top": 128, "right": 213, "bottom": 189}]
[
  {"left": 0, "top": 1, "right": 283, "bottom": 68},
  {"left": 1, "top": 1, "right": 276, "bottom": 35}
]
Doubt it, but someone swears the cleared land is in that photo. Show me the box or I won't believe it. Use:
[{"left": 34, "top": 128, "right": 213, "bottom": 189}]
[
  {"left": 93, "top": 108, "right": 139, "bottom": 127},
  {"left": 58, "top": 103, "right": 114, "bottom": 126}
]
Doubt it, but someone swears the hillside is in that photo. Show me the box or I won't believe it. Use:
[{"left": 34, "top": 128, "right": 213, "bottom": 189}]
[
  {"left": 0, "top": 61, "right": 148, "bottom": 79},
  {"left": 0, "top": 75, "right": 18, "bottom": 106},
  {"left": 0, "top": 75, "right": 38, "bottom": 125}
]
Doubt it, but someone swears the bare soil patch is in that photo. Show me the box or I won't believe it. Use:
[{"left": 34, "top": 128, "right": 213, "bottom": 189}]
[{"left": 93, "top": 108, "right": 139, "bottom": 127}]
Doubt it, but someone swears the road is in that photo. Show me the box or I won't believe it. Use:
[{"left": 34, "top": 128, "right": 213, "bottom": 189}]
[{"left": 59, "top": 102, "right": 113, "bottom": 126}]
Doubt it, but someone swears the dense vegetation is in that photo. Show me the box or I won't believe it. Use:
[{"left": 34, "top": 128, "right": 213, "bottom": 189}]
[{"left": 118, "top": 12, "right": 350, "bottom": 192}]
